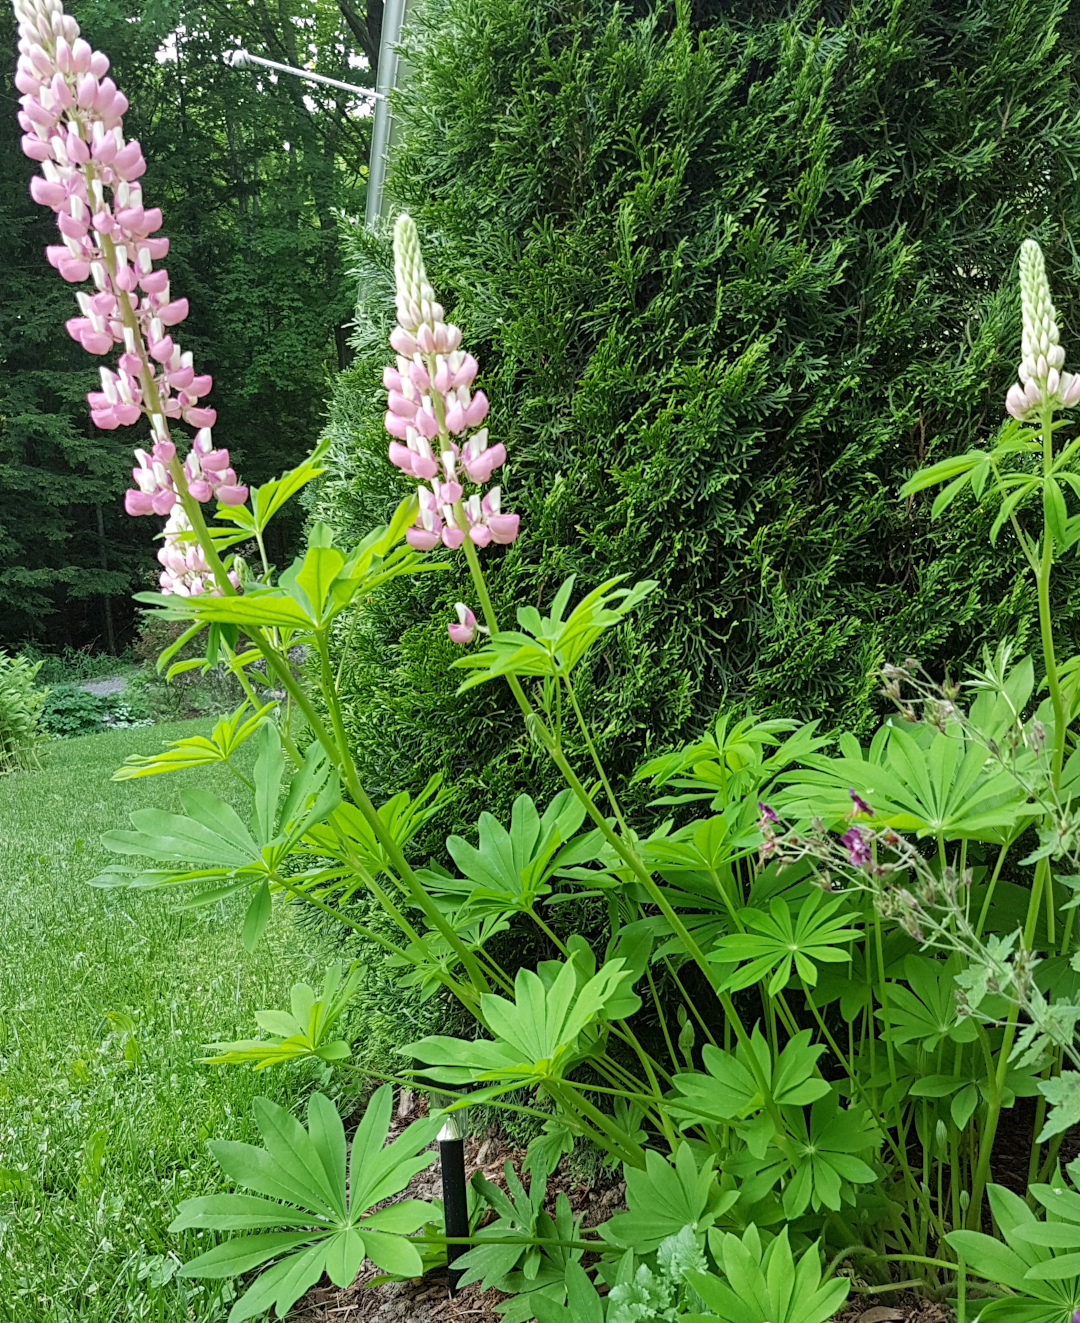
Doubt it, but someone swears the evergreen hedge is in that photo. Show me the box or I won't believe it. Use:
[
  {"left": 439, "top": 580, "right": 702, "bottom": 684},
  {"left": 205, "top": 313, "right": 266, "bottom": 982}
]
[{"left": 316, "top": 0, "right": 1080, "bottom": 846}]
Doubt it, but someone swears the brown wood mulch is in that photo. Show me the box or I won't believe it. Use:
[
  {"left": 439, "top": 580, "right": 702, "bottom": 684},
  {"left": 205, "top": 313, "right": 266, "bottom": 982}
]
[{"left": 292, "top": 1091, "right": 954, "bottom": 1321}]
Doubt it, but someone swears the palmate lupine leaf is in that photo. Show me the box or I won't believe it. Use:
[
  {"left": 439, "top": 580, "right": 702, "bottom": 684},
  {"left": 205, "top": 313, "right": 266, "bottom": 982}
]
[
  {"left": 91, "top": 728, "right": 340, "bottom": 951},
  {"left": 685, "top": 1226, "right": 849, "bottom": 1323},
  {"left": 138, "top": 500, "right": 444, "bottom": 634},
  {"left": 451, "top": 575, "right": 658, "bottom": 691},
  {"left": 948, "top": 1183, "right": 1080, "bottom": 1321},
  {"left": 776, "top": 721, "right": 1031, "bottom": 840},
  {"left": 112, "top": 700, "right": 277, "bottom": 780},
  {"left": 297, "top": 772, "right": 449, "bottom": 906},
  {"left": 406, "top": 955, "right": 639, "bottom": 1092},
  {"left": 203, "top": 963, "right": 362, "bottom": 1070},
  {"left": 670, "top": 1028, "right": 829, "bottom": 1127},
  {"left": 171, "top": 1085, "right": 440, "bottom": 1321},
  {"left": 600, "top": 1143, "right": 733, "bottom": 1253},
  {"left": 781, "top": 1096, "right": 879, "bottom": 1217},
  {"left": 634, "top": 715, "right": 828, "bottom": 811},
  {"left": 418, "top": 789, "right": 590, "bottom": 921},
  {"left": 712, "top": 890, "right": 861, "bottom": 995}
]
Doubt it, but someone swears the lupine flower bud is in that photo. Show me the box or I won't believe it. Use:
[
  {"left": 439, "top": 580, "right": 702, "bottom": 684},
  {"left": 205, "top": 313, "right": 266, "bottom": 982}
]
[
  {"left": 156, "top": 507, "right": 233, "bottom": 596},
  {"left": 447, "top": 602, "right": 477, "bottom": 645},
  {"left": 1007, "top": 240, "right": 1080, "bottom": 419},
  {"left": 385, "top": 213, "right": 520, "bottom": 555}
]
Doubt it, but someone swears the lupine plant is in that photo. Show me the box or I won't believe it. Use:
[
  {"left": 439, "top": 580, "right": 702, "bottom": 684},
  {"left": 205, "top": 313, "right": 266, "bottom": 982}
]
[{"left": 17, "top": 0, "right": 1080, "bottom": 1316}]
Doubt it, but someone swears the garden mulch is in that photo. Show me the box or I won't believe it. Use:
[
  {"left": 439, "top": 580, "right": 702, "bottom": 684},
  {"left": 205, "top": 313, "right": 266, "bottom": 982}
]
[{"left": 294, "top": 1091, "right": 944, "bottom": 1323}]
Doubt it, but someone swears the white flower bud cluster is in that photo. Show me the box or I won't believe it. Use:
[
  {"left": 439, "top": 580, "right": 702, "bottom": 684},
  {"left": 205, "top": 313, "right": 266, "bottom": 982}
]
[
  {"left": 1006, "top": 240, "right": 1080, "bottom": 420},
  {"left": 393, "top": 213, "right": 441, "bottom": 334}
]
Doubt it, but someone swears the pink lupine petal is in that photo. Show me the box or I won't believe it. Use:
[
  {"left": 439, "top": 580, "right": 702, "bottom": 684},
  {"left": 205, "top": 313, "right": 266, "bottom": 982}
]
[
  {"left": 464, "top": 443, "right": 505, "bottom": 484},
  {"left": 413, "top": 452, "right": 439, "bottom": 480},
  {"left": 1005, "top": 383, "right": 1030, "bottom": 420},
  {"left": 389, "top": 326, "right": 417, "bottom": 356},
  {"left": 388, "top": 442, "right": 418, "bottom": 475},
  {"left": 384, "top": 410, "right": 409, "bottom": 440},
  {"left": 487, "top": 513, "right": 520, "bottom": 545},
  {"left": 463, "top": 390, "right": 489, "bottom": 427},
  {"left": 414, "top": 408, "right": 440, "bottom": 440},
  {"left": 388, "top": 390, "right": 418, "bottom": 419},
  {"left": 406, "top": 526, "right": 441, "bottom": 551},
  {"left": 453, "top": 354, "right": 478, "bottom": 389},
  {"left": 157, "top": 298, "right": 189, "bottom": 325}
]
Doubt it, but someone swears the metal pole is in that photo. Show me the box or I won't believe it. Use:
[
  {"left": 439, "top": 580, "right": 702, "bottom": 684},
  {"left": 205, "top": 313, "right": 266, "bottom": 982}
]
[
  {"left": 226, "top": 49, "right": 381, "bottom": 100},
  {"left": 364, "top": 0, "right": 408, "bottom": 227}
]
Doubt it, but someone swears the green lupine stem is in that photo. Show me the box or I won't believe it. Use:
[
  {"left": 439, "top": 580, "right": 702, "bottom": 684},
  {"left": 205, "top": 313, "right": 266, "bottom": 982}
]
[
  {"left": 967, "top": 1019, "right": 1009, "bottom": 1229},
  {"left": 344, "top": 1063, "right": 558, "bottom": 1124},
  {"left": 273, "top": 873, "right": 444, "bottom": 981},
  {"left": 527, "top": 893, "right": 675, "bottom": 1102},
  {"left": 565, "top": 678, "right": 633, "bottom": 838},
  {"left": 457, "top": 532, "right": 787, "bottom": 1136},
  {"left": 974, "top": 836, "right": 1014, "bottom": 938},
  {"left": 309, "top": 632, "right": 494, "bottom": 994},
  {"left": 548, "top": 1079, "right": 647, "bottom": 1167},
  {"left": 645, "top": 964, "right": 681, "bottom": 1068},
  {"left": 173, "top": 491, "right": 499, "bottom": 1002},
  {"left": 1037, "top": 403, "right": 1067, "bottom": 783},
  {"left": 873, "top": 911, "right": 921, "bottom": 1223},
  {"left": 799, "top": 977, "right": 914, "bottom": 1181}
]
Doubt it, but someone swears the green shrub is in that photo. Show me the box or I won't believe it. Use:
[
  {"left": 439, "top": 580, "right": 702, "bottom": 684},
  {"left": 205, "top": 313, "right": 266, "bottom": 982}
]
[
  {"left": 314, "top": 0, "right": 1080, "bottom": 850},
  {"left": 0, "top": 651, "right": 46, "bottom": 773},
  {"left": 100, "top": 681, "right": 154, "bottom": 730},
  {"left": 131, "top": 611, "right": 245, "bottom": 720},
  {"left": 39, "top": 684, "right": 102, "bottom": 739},
  {"left": 20, "top": 644, "right": 130, "bottom": 687}
]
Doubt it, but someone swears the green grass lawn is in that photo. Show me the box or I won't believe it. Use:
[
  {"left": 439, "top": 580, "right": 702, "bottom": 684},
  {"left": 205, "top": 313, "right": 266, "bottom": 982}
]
[{"left": 0, "top": 720, "right": 323, "bottom": 1323}]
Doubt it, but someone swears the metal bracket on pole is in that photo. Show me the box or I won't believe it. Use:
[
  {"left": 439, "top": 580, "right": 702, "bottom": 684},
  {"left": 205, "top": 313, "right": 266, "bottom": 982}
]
[
  {"left": 364, "top": 0, "right": 409, "bottom": 227},
  {"left": 226, "top": 49, "right": 382, "bottom": 100}
]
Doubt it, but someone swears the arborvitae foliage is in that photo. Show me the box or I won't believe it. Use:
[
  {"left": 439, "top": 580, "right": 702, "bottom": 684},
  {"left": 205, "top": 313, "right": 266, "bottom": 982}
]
[{"left": 318, "top": 0, "right": 1080, "bottom": 844}]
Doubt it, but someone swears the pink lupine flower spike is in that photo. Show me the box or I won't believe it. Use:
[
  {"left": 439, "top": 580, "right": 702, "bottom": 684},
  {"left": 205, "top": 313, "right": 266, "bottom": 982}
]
[
  {"left": 382, "top": 213, "right": 520, "bottom": 640},
  {"left": 15, "top": 0, "right": 246, "bottom": 595}
]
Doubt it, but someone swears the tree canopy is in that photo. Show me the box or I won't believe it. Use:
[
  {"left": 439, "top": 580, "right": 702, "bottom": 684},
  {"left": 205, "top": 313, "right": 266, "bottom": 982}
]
[{"left": 0, "top": 0, "right": 376, "bottom": 649}]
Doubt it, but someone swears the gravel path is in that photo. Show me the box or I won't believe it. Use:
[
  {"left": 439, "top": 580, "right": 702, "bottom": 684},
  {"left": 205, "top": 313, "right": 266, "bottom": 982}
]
[{"left": 79, "top": 674, "right": 127, "bottom": 696}]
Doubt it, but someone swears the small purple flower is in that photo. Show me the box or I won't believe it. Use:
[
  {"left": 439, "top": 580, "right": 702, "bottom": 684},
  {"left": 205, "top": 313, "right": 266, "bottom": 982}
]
[
  {"left": 848, "top": 787, "right": 873, "bottom": 817},
  {"left": 841, "top": 826, "right": 872, "bottom": 868},
  {"left": 758, "top": 801, "right": 778, "bottom": 824},
  {"left": 1071, "top": 1308, "right": 1080, "bottom": 1323}
]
